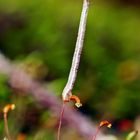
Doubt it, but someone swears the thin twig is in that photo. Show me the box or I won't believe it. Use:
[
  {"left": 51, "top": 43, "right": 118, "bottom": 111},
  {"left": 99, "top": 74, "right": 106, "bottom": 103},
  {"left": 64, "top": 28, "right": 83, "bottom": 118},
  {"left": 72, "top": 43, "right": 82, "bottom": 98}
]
[
  {"left": 58, "top": 1, "right": 90, "bottom": 138},
  {"left": 62, "top": 0, "right": 90, "bottom": 101}
]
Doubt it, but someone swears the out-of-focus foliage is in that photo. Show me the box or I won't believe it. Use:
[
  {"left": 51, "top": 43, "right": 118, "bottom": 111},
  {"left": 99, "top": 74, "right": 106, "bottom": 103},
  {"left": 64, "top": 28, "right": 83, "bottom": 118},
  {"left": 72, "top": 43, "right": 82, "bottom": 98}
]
[
  {"left": 126, "top": 130, "right": 138, "bottom": 140},
  {"left": 0, "top": 0, "right": 140, "bottom": 139}
]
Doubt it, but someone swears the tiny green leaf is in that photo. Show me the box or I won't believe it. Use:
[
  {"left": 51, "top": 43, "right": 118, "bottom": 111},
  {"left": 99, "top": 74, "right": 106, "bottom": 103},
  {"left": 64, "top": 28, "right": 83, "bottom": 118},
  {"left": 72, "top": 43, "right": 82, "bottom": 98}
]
[{"left": 126, "top": 130, "right": 138, "bottom": 140}]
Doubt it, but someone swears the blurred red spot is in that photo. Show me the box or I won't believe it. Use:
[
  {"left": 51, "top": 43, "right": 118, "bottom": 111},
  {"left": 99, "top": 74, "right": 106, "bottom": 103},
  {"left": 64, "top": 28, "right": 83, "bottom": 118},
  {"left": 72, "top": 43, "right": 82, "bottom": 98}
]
[
  {"left": 17, "top": 133, "right": 26, "bottom": 140},
  {"left": 118, "top": 119, "right": 132, "bottom": 131}
]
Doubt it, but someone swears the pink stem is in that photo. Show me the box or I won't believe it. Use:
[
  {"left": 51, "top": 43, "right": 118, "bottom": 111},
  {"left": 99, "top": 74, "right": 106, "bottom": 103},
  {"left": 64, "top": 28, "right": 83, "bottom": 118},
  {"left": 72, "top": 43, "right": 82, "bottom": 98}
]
[
  {"left": 92, "top": 127, "right": 100, "bottom": 140},
  {"left": 57, "top": 102, "right": 65, "bottom": 140}
]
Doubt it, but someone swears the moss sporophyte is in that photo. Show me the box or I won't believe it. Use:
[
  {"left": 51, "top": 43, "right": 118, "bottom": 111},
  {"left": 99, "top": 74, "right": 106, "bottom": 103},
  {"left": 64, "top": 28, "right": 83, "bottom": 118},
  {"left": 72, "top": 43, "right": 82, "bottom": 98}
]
[
  {"left": 3, "top": 104, "right": 15, "bottom": 140},
  {"left": 92, "top": 120, "right": 112, "bottom": 140}
]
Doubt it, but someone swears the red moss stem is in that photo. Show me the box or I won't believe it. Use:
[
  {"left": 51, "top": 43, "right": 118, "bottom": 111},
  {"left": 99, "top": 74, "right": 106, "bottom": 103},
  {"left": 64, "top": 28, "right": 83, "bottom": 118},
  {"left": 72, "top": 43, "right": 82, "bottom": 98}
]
[
  {"left": 92, "top": 126, "right": 100, "bottom": 140},
  {"left": 57, "top": 102, "right": 65, "bottom": 140}
]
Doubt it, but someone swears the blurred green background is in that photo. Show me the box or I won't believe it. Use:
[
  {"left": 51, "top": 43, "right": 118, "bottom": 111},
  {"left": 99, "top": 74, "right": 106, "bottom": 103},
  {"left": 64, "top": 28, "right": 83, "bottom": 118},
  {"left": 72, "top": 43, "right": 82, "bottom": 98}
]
[{"left": 0, "top": 0, "right": 140, "bottom": 139}]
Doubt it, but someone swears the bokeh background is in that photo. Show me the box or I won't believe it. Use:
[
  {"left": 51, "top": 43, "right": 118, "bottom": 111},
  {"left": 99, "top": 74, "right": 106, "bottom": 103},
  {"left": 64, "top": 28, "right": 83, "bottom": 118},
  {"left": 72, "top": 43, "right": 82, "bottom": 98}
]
[{"left": 0, "top": 0, "right": 140, "bottom": 139}]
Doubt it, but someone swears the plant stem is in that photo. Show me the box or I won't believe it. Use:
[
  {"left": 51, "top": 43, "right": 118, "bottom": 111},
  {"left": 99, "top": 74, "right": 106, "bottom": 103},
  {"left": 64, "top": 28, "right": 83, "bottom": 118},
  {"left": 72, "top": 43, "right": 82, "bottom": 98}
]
[
  {"left": 62, "top": 0, "right": 90, "bottom": 101},
  {"left": 58, "top": 0, "right": 90, "bottom": 139},
  {"left": 91, "top": 127, "right": 100, "bottom": 140},
  {"left": 4, "top": 113, "right": 12, "bottom": 140},
  {"left": 57, "top": 102, "right": 65, "bottom": 140}
]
